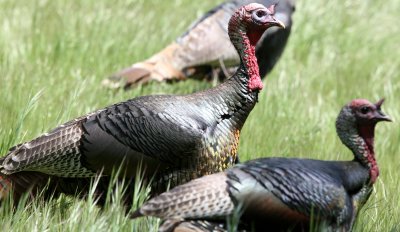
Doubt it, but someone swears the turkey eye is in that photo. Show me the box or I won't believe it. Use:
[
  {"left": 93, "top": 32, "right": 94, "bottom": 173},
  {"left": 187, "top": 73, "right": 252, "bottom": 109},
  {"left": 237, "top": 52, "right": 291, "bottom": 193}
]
[
  {"left": 256, "top": 10, "right": 266, "bottom": 17},
  {"left": 360, "top": 106, "right": 370, "bottom": 114}
]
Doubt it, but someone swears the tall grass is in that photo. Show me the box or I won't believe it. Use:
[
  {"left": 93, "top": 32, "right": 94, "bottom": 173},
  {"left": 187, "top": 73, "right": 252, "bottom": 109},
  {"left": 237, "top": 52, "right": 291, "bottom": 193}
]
[{"left": 0, "top": 0, "right": 399, "bottom": 231}]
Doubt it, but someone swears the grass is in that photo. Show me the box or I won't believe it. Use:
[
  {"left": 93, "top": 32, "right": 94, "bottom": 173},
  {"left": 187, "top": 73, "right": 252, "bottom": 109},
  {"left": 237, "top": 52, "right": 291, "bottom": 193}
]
[{"left": 0, "top": 0, "right": 399, "bottom": 231}]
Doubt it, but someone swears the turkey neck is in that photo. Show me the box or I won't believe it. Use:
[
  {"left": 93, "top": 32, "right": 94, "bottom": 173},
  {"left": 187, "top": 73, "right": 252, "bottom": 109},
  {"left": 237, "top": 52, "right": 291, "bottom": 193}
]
[
  {"left": 193, "top": 38, "right": 263, "bottom": 132},
  {"left": 228, "top": 8, "right": 265, "bottom": 92},
  {"left": 207, "top": 66, "right": 259, "bottom": 128},
  {"left": 336, "top": 112, "right": 379, "bottom": 184},
  {"left": 194, "top": 14, "right": 267, "bottom": 130}
]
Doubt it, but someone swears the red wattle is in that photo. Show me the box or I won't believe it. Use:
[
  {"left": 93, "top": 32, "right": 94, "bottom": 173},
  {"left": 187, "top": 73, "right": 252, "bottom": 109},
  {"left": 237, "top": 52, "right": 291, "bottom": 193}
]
[
  {"left": 358, "top": 124, "right": 379, "bottom": 183},
  {"left": 243, "top": 32, "right": 263, "bottom": 91}
]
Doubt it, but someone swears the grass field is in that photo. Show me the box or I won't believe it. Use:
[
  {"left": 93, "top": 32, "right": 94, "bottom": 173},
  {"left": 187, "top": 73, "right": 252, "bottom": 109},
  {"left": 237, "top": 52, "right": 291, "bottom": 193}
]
[{"left": 0, "top": 0, "right": 399, "bottom": 231}]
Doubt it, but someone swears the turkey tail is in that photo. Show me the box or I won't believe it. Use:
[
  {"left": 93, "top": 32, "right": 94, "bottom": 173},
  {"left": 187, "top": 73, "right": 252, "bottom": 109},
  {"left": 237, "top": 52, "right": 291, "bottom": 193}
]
[
  {"left": 102, "top": 43, "right": 186, "bottom": 89},
  {"left": 132, "top": 172, "right": 234, "bottom": 220},
  {"left": 0, "top": 117, "right": 95, "bottom": 178}
]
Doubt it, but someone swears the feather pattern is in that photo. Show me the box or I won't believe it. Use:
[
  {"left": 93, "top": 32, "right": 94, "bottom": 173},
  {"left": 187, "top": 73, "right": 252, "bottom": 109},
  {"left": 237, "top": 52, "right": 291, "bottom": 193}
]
[
  {"left": 132, "top": 99, "right": 390, "bottom": 232},
  {"left": 0, "top": 3, "right": 282, "bottom": 201}
]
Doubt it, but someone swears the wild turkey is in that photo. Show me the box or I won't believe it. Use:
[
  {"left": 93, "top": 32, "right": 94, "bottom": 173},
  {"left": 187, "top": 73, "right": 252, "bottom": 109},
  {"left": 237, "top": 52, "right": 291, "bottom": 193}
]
[
  {"left": 102, "top": 0, "right": 295, "bottom": 89},
  {"left": 0, "top": 4, "right": 284, "bottom": 204},
  {"left": 131, "top": 99, "right": 391, "bottom": 232}
]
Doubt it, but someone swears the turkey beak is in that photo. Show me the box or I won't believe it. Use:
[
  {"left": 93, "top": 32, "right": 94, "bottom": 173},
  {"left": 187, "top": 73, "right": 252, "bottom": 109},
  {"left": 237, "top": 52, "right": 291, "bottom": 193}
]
[
  {"left": 374, "top": 111, "right": 391, "bottom": 122},
  {"left": 270, "top": 17, "right": 285, "bottom": 29},
  {"left": 266, "top": 4, "right": 285, "bottom": 29},
  {"left": 253, "top": 8, "right": 285, "bottom": 29},
  {"left": 374, "top": 99, "right": 392, "bottom": 122}
]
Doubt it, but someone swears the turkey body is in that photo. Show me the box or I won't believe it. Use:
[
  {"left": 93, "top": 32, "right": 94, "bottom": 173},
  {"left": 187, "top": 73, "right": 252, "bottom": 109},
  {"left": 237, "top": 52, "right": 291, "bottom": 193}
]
[
  {"left": 104, "top": 0, "right": 295, "bottom": 88},
  {"left": 0, "top": 76, "right": 255, "bottom": 199},
  {"left": 132, "top": 99, "right": 391, "bottom": 232},
  {"left": 0, "top": 3, "right": 284, "bottom": 204},
  {"left": 134, "top": 158, "right": 370, "bottom": 231}
]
